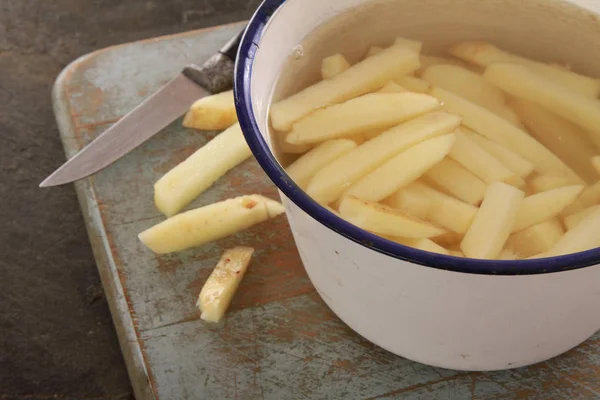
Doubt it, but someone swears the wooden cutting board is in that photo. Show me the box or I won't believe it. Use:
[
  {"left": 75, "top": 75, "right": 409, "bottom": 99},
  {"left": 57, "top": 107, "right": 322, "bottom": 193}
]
[{"left": 52, "top": 21, "right": 600, "bottom": 400}]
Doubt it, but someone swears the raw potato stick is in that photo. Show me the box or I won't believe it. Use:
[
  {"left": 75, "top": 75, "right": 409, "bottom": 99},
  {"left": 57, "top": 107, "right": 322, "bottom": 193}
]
[
  {"left": 393, "top": 76, "right": 431, "bottom": 93},
  {"left": 379, "top": 81, "right": 407, "bottom": 93},
  {"left": 509, "top": 218, "right": 564, "bottom": 258},
  {"left": 529, "top": 175, "right": 571, "bottom": 193},
  {"left": 448, "top": 131, "right": 516, "bottom": 184},
  {"left": 461, "top": 182, "right": 525, "bottom": 259},
  {"left": 154, "top": 123, "right": 252, "bottom": 217},
  {"left": 270, "top": 44, "right": 420, "bottom": 131},
  {"left": 432, "top": 86, "right": 584, "bottom": 184},
  {"left": 385, "top": 185, "right": 432, "bottom": 218},
  {"left": 418, "top": 54, "right": 475, "bottom": 72},
  {"left": 343, "top": 134, "right": 456, "bottom": 201},
  {"left": 450, "top": 41, "right": 600, "bottom": 98},
  {"left": 183, "top": 90, "right": 238, "bottom": 130},
  {"left": 484, "top": 64, "right": 600, "bottom": 139},
  {"left": 285, "top": 92, "right": 440, "bottom": 145},
  {"left": 197, "top": 247, "right": 254, "bottom": 323},
  {"left": 394, "top": 36, "right": 423, "bottom": 53},
  {"left": 460, "top": 128, "right": 534, "bottom": 179},
  {"left": 424, "top": 158, "right": 487, "bottom": 205},
  {"left": 306, "top": 112, "right": 461, "bottom": 205},
  {"left": 563, "top": 205, "right": 600, "bottom": 230},
  {"left": 560, "top": 181, "right": 600, "bottom": 216},
  {"left": 512, "top": 185, "right": 584, "bottom": 232},
  {"left": 510, "top": 98, "right": 598, "bottom": 183},
  {"left": 339, "top": 196, "right": 445, "bottom": 238},
  {"left": 366, "top": 46, "right": 384, "bottom": 58},
  {"left": 286, "top": 139, "right": 358, "bottom": 190},
  {"left": 321, "top": 53, "right": 351, "bottom": 79},
  {"left": 139, "top": 195, "right": 284, "bottom": 254},
  {"left": 547, "top": 207, "right": 600, "bottom": 256}
]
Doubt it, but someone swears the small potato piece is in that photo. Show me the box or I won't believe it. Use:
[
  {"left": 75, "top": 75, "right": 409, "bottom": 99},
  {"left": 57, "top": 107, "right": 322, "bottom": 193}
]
[
  {"left": 321, "top": 53, "right": 351, "bottom": 80},
  {"left": 485, "top": 64, "right": 600, "bottom": 138},
  {"left": 460, "top": 128, "right": 534, "bottom": 179},
  {"left": 450, "top": 41, "right": 600, "bottom": 98},
  {"left": 393, "top": 76, "right": 431, "bottom": 93},
  {"left": 592, "top": 156, "right": 600, "bottom": 177},
  {"left": 413, "top": 239, "right": 449, "bottom": 255},
  {"left": 366, "top": 46, "right": 384, "bottom": 58},
  {"left": 424, "top": 158, "right": 487, "bottom": 205},
  {"left": 432, "top": 231, "right": 463, "bottom": 247},
  {"left": 183, "top": 90, "right": 237, "bottom": 130},
  {"left": 339, "top": 196, "right": 445, "bottom": 238},
  {"left": 419, "top": 54, "right": 475, "bottom": 72},
  {"left": 512, "top": 185, "right": 584, "bottom": 232},
  {"left": 560, "top": 181, "right": 600, "bottom": 216},
  {"left": 546, "top": 207, "right": 600, "bottom": 256},
  {"left": 286, "top": 139, "right": 357, "bottom": 190},
  {"left": 449, "top": 131, "right": 516, "bottom": 184},
  {"left": 306, "top": 112, "right": 461, "bottom": 204},
  {"left": 461, "top": 182, "right": 524, "bottom": 259},
  {"left": 139, "top": 195, "right": 284, "bottom": 254},
  {"left": 385, "top": 185, "right": 432, "bottom": 217},
  {"left": 510, "top": 218, "right": 564, "bottom": 258},
  {"left": 270, "top": 44, "right": 420, "bottom": 131},
  {"left": 379, "top": 81, "right": 407, "bottom": 93},
  {"left": 286, "top": 92, "right": 439, "bottom": 145},
  {"left": 563, "top": 205, "right": 600, "bottom": 230},
  {"left": 529, "top": 175, "right": 571, "bottom": 193},
  {"left": 432, "top": 86, "right": 583, "bottom": 184},
  {"left": 197, "top": 247, "right": 254, "bottom": 323},
  {"left": 510, "top": 98, "right": 598, "bottom": 183},
  {"left": 394, "top": 37, "right": 423, "bottom": 53},
  {"left": 154, "top": 123, "right": 252, "bottom": 217},
  {"left": 343, "top": 134, "right": 456, "bottom": 201},
  {"left": 498, "top": 248, "right": 521, "bottom": 260}
]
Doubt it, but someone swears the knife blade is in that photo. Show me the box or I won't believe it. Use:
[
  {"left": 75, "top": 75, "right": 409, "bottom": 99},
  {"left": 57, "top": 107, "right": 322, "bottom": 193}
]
[{"left": 40, "top": 29, "right": 244, "bottom": 187}]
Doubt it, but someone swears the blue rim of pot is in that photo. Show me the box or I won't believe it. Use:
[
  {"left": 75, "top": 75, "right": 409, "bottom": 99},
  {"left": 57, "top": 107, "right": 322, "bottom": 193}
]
[{"left": 233, "top": 0, "right": 600, "bottom": 275}]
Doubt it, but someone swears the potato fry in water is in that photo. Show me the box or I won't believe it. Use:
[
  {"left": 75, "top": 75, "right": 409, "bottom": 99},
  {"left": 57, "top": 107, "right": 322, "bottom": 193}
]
[
  {"left": 509, "top": 218, "right": 564, "bottom": 258},
  {"left": 485, "top": 64, "right": 600, "bottom": 139},
  {"left": 424, "top": 158, "right": 487, "bottom": 205},
  {"left": 286, "top": 139, "right": 357, "bottom": 190},
  {"left": 563, "top": 205, "right": 600, "bottom": 231},
  {"left": 183, "top": 90, "right": 237, "bottom": 131},
  {"left": 366, "top": 46, "right": 384, "bottom": 58},
  {"left": 432, "top": 86, "right": 583, "bottom": 184},
  {"left": 321, "top": 53, "right": 351, "bottom": 80},
  {"left": 461, "top": 182, "right": 524, "bottom": 259},
  {"left": 379, "top": 81, "right": 407, "bottom": 93},
  {"left": 546, "top": 207, "right": 600, "bottom": 256},
  {"left": 510, "top": 98, "right": 598, "bottom": 183},
  {"left": 393, "top": 76, "right": 431, "bottom": 93},
  {"left": 339, "top": 196, "right": 445, "bottom": 239},
  {"left": 306, "top": 112, "right": 461, "bottom": 205},
  {"left": 418, "top": 54, "right": 476, "bottom": 72},
  {"left": 395, "top": 37, "right": 423, "bottom": 53},
  {"left": 343, "top": 134, "right": 456, "bottom": 201},
  {"left": 197, "top": 247, "right": 254, "bottom": 323},
  {"left": 270, "top": 44, "right": 420, "bottom": 131},
  {"left": 560, "top": 181, "right": 600, "bottom": 216},
  {"left": 528, "top": 175, "right": 571, "bottom": 193},
  {"left": 451, "top": 41, "right": 600, "bottom": 98}
]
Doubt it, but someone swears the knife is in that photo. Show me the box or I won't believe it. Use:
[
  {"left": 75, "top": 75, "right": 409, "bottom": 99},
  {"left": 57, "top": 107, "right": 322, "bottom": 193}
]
[{"left": 40, "top": 29, "right": 244, "bottom": 187}]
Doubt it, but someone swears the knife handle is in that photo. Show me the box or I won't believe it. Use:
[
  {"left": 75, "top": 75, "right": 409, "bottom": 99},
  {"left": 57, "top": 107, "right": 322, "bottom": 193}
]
[{"left": 182, "top": 29, "right": 244, "bottom": 94}]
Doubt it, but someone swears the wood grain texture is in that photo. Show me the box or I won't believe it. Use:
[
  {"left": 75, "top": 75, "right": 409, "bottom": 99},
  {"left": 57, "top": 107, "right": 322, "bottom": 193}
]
[{"left": 53, "top": 23, "right": 600, "bottom": 400}]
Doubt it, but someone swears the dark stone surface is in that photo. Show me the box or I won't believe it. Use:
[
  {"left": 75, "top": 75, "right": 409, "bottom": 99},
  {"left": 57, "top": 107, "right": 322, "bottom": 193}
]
[{"left": 0, "top": 1, "right": 256, "bottom": 399}]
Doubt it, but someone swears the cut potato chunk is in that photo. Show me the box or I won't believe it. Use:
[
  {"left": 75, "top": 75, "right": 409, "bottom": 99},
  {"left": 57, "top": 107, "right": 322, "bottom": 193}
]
[
  {"left": 460, "top": 182, "right": 524, "bottom": 259},
  {"left": 510, "top": 98, "right": 598, "bottom": 183},
  {"left": 394, "top": 37, "right": 423, "bottom": 53},
  {"left": 448, "top": 131, "right": 516, "bottom": 184},
  {"left": 339, "top": 196, "right": 445, "bottom": 238},
  {"left": 460, "top": 128, "right": 534, "bottom": 179},
  {"left": 418, "top": 54, "right": 475, "bottom": 72},
  {"left": 154, "top": 123, "right": 252, "bottom": 217},
  {"left": 197, "top": 247, "right": 254, "bottom": 323},
  {"left": 592, "top": 156, "right": 600, "bottom": 177},
  {"left": 512, "top": 185, "right": 584, "bottom": 232},
  {"left": 432, "top": 86, "right": 583, "bottom": 184},
  {"left": 498, "top": 248, "right": 521, "bottom": 260},
  {"left": 286, "top": 92, "right": 439, "bottom": 145},
  {"left": 286, "top": 139, "right": 357, "bottom": 190},
  {"left": 366, "top": 46, "right": 384, "bottom": 58},
  {"left": 432, "top": 231, "right": 463, "bottom": 247},
  {"left": 306, "top": 112, "right": 461, "bottom": 204},
  {"left": 560, "top": 181, "right": 600, "bottom": 216},
  {"left": 484, "top": 64, "right": 600, "bottom": 138},
  {"left": 424, "top": 158, "right": 487, "bottom": 205},
  {"left": 529, "top": 175, "right": 571, "bottom": 193},
  {"left": 564, "top": 205, "right": 600, "bottom": 230},
  {"left": 413, "top": 238, "right": 449, "bottom": 255},
  {"left": 450, "top": 41, "right": 600, "bottom": 98},
  {"left": 393, "top": 76, "right": 431, "bottom": 93},
  {"left": 139, "top": 195, "right": 284, "bottom": 254},
  {"left": 546, "top": 207, "right": 600, "bottom": 256},
  {"left": 385, "top": 184, "right": 432, "bottom": 218},
  {"left": 379, "top": 81, "right": 408, "bottom": 93},
  {"left": 510, "top": 218, "right": 564, "bottom": 258},
  {"left": 321, "top": 53, "right": 351, "bottom": 80},
  {"left": 270, "top": 44, "right": 420, "bottom": 131},
  {"left": 183, "top": 90, "right": 237, "bottom": 131},
  {"left": 343, "top": 134, "right": 455, "bottom": 201}
]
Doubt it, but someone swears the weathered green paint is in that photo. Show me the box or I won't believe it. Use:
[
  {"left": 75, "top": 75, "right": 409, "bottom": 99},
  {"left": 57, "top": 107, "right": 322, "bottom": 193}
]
[{"left": 52, "top": 22, "right": 600, "bottom": 399}]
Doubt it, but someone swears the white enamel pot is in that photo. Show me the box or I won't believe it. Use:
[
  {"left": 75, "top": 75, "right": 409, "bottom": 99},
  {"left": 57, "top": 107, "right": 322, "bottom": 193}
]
[{"left": 234, "top": 0, "right": 600, "bottom": 371}]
